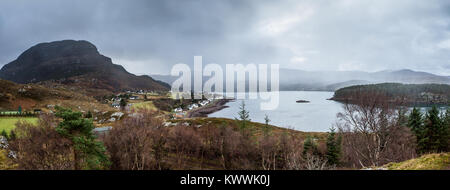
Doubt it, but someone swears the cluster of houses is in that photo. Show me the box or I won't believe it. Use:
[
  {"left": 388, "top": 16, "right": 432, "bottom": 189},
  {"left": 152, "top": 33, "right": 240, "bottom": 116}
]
[
  {"left": 111, "top": 97, "right": 122, "bottom": 109},
  {"left": 109, "top": 95, "right": 138, "bottom": 109},
  {"left": 0, "top": 136, "right": 17, "bottom": 159},
  {"left": 173, "top": 99, "right": 212, "bottom": 118},
  {"left": 108, "top": 89, "right": 163, "bottom": 109},
  {"left": 125, "top": 89, "right": 161, "bottom": 95},
  {"left": 418, "top": 92, "right": 447, "bottom": 103}
]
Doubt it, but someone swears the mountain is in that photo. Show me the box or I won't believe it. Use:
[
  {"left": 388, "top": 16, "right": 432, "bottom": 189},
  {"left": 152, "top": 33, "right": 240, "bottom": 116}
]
[
  {"left": 0, "top": 40, "right": 169, "bottom": 94},
  {"left": 278, "top": 69, "right": 450, "bottom": 91},
  {"left": 371, "top": 69, "right": 450, "bottom": 84},
  {"left": 324, "top": 80, "right": 372, "bottom": 91},
  {"left": 152, "top": 68, "right": 450, "bottom": 92},
  {"left": 151, "top": 74, "right": 178, "bottom": 86}
]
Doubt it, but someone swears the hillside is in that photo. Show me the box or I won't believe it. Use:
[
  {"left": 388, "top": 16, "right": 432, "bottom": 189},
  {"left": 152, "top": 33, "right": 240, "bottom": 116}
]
[
  {"left": 383, "top": 153, "right": 450, "bottom": 170},
  {"left": 0, "top": 79, "right": 112, "bottom": 111},
  {"left": 0, "top": 40, "right": 169, "bottom": 94},
  {"left": 330, "top": 83, "right": 450, "bottom": 105}
]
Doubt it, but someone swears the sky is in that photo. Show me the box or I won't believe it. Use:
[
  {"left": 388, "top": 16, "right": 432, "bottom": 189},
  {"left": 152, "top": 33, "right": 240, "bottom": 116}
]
[{"left": 1, "top": 0, "right": 450, "bottom": 76}]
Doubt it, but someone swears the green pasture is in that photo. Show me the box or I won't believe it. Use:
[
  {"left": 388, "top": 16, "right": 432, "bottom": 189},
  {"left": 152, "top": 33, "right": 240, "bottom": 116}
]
[
  {"left": 130, "top": 101, "right": 157, "bottom": 111},
  {"left": 0, "top": 117, "right": 38, "bottom": 134}
]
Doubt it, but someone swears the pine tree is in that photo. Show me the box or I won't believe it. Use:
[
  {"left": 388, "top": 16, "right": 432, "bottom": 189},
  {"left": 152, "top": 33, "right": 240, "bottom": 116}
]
[
  {"left": 9, "top": 130, "right": 16, "bottom": 141},
  {"left": 263, "top": 114, "right": 271, "bottom": 136},
  {"left": 0, "top": 130, "right": 8, "bottom": 139},
  {"left": 326, "top": 127, "right": 341, "bottom": 166},
  {"left": 85, "top": 111, "right": 93, "bottom": 118},
  {"left": 440, "top": 108, "right": 450, "bottom": 152},
  {"left": 120, "top": 98, "right": 127, "bottom": 108},
  {"left": 236, "top": 101, "right": 251, "bottom": 131},
  {"left": 423, "top": 106, "right": 442, "bottom": 153},
  {"left": 408, "top": 107, "right": 424, "bottom": 153},
  {"left": 303, "top": 136, "right": 319, "bottom": 158},
  {"left": 55, "top": 106, "right": 110, "bottom": 170},
  {"left": 408, "top": 107, "right": 423, "bottom": 133},
  {"left": 444, "top": 108, "right": 450, "bottom": 126}
]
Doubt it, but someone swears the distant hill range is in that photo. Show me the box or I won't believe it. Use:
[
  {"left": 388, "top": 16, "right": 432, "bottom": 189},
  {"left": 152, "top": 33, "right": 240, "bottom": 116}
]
[
  {"left": 277, "top": 69, "right": 450, "bottom": 91},
  {"left": 153, "top": 68, "right": 450, "bottom": 92},
  {"left": 330, "top": 83, "right": 450, "bottom": 106},
  {"left": 0, "top": 40, "right": 169, "bottom": 96}
]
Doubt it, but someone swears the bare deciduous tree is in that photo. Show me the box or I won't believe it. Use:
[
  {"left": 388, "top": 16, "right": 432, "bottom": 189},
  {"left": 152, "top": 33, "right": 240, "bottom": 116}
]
[
  {"left": 336, "top": 90, "right": 416, "bottom": 168},
  {"left": 304, "top": 154, "right": 333, "bottom": 170},
  {"left": 10, "top": 114, "right": 74, "bottom": 170},
  {"left": 104, "top": 109, "right": 168, "bottom": 170}
]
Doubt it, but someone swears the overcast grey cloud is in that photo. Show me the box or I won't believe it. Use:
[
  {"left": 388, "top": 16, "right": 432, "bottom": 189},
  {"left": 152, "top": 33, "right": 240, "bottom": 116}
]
[{"left": 0, "top": 0, "right": 449, "bottom": 75}]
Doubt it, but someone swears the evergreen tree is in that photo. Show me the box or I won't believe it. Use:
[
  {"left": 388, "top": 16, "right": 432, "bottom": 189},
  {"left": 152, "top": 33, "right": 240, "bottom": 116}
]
[
  {"left": 408, "top": 107, "right": 424, "bottom": 153},
  {"left": 0, "top": 130, "right": 8, "bottom": 139},
  {"left": 440, "top": 108, "right": 450, "bottom": 151},
  {"left": 326, "top": 127, "right": 341, "bottom": 166},
  {"left": 120, "top": 98, "right": 127, "bottom": 108},
  {"left": 190, "top": 90, "right": 195, "bottom": 102},
  {"left": 85, "top": 111, "right": 93, "bottom": 118},
  {"left": 263, "top": 114, "right": 271, "bottom": 136},
  {"left": 236, "top": 101, "right": 251, "bottom": 131},
  {"left": 55, "top": 106, "right": 110, "bottom": 170},
  {"left": 303, "top": 136, "right": 319, "bottom": 158},
  {"left": 9, "top": 130, "right": 16, "bottom": 141},
  {"left": 423, "top": 106, "right": 443, "bottom": 153},
  {"left": 444, "top": 108, "right": 450, "bottom": 126}
]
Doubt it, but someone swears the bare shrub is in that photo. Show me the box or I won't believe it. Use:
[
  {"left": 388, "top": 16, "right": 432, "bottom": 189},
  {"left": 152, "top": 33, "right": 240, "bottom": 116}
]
[
  {"left": 304, "top": 154, "right": 333, "bottom": 170},
  {"left": 104, "top": 109, "right": 311, "bottom": 170},
  {"left": 168, "top": 125, "right": 202, "bottom": 169},
  {"left": 258, "top": 134, "right": 279, "bottom": 170},
  {"left": 10, "top": 114, "right": 74, "bottom": 170},
  {"left": 203, "top": 124, "right": 244, "bottom": 169},
  {"left": 104, "top": 109, "right": 169, "bottom": 170}
]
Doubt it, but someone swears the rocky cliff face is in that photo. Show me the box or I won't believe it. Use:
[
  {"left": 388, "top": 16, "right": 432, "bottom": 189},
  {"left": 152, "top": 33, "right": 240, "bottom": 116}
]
[{"left": 0, "top": 40, "right": 169, "bottom": 92}]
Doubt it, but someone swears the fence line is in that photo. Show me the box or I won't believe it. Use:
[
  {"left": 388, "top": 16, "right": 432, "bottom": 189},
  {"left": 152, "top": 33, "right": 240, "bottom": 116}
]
[{"left": 0, "top": 112, "right": 39, "bottom": 117}]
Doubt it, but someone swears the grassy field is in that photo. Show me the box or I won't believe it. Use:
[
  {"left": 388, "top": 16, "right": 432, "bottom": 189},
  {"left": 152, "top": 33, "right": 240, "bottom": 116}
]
[
  {"left": 0, "top": 149, "right": 17, "bottom": 170},
  {"left": 130, "top": 101, "right": 157, "bottom": 111},
  {"left": 384, "top": 153, "right": 450, "bottom": 170},
  {"left": 171, "top": 117, "right": 328, "bottom": 141},
  {"left": 0, "top": 117, "right": 38, "bottom": 134}
]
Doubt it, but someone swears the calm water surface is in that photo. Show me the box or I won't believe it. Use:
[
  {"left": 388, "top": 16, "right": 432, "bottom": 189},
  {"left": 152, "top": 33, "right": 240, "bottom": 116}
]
[{"left": 209, "top": 91, "right": 343, "bottom": 132}]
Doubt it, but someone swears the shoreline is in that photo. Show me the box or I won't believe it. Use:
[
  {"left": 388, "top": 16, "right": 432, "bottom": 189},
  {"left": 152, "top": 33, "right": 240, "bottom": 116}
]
[
  {"left": 328, "top": 97, "right": 450, "bottom": 107},
  {"left": 186, "top": 99, "right": 232, "bottom": 118}
]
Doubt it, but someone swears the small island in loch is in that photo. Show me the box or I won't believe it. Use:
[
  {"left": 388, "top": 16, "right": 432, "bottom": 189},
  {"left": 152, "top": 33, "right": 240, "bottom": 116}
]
[{"left": 296, "top": 100, "right": 310, "bottom": 103}]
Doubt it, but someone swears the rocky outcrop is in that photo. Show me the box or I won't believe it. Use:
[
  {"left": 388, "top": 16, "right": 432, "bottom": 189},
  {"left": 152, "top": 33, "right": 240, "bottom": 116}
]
[{"left": 0, "top": 40, "right": 169, "bottom": 92}]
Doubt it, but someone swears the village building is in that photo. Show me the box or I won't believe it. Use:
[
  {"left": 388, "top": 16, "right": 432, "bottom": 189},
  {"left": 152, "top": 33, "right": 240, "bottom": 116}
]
[
  {"left": 129, "top": 96, "right": 139, "bottom": 100},
  {"left": 174, "top": 107, "right": 183, "bottom": 112},
  {"left": 188, "top": 104, "right": 199, "bottom": 110},
  {"left": 111, "top": 101, "right": 120, "bottom": 108}
]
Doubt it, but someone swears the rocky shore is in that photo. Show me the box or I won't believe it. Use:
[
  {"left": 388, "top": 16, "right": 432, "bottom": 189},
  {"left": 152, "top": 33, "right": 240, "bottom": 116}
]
[{"left": 186, "top": 99, "right": 231, "bottom": 118}]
